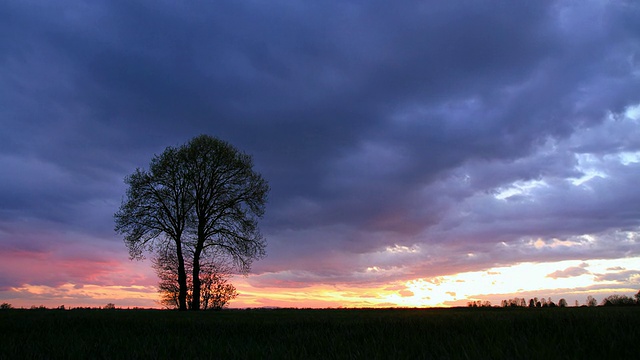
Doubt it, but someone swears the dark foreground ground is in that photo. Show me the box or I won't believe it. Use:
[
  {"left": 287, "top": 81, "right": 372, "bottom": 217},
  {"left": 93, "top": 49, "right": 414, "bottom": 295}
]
[{"left": 1, "top": 306, "right": 639, "bottom": 359}]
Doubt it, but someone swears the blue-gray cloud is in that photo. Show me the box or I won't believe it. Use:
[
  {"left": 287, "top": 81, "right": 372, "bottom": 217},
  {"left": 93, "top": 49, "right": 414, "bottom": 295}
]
[{"left": 1, "top": 0, "right": 639, "bottom": 291}]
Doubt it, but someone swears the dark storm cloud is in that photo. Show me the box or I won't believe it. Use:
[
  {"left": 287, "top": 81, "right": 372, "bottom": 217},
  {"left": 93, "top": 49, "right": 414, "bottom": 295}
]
[{"left": 1, "top": 0, "right": 640, "bottom": 292}]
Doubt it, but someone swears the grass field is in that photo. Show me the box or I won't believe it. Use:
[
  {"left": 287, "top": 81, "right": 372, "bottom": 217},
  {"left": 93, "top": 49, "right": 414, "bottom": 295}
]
[{"left": 1, "top": 307, "right": 639, "bottom": 359}]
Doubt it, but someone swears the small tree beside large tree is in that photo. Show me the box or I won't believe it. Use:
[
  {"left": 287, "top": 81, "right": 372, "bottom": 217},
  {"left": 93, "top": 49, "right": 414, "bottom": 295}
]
[
  {"left": 115, "top": 135, "right": 268, "bottom": 311},
  {"left": 153, "top": 244, "right": 238, "bottom": 310}
]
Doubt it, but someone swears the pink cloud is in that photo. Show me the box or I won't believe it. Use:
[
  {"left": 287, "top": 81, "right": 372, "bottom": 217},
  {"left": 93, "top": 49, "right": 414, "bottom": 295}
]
[
  {"left": 546, "top": 263, "right": 590, "bottom": 279},
  {"left": 0, "top": 244, "right": 156, "bottom": 291}
]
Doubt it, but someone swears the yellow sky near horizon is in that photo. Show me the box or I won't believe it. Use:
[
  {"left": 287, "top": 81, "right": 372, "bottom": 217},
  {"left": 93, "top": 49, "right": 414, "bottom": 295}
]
[{"left": 229, "top": 257, "right": 640, "bottom": 308}]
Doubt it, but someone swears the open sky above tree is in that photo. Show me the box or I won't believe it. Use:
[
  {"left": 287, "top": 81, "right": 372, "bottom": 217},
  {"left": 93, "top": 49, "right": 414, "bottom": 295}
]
[{"left": 1, "top": 0, "right": 640, "bottom": 308}]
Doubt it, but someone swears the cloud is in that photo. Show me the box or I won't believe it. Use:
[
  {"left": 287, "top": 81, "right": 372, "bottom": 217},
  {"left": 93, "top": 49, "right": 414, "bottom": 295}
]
[
  {"left": 0, "top": 220, "right": 156, "bottom": 291},
  {"left": 547, "top": 263, "right": 590, "bottom": 279},
  {"left": 398, "top": 289, "right": 414, "bottom": 298},
  {"left": 1, "top": 0, "right": 640, "bottom": 306},
  {"left": 594, "top": 270, "right": 640, "bottom": 284}
]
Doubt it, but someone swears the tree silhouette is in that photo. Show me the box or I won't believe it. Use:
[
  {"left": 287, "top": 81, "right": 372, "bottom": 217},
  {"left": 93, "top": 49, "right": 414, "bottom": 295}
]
[
  {"left": 200, "top": 268, "right": 238, "bottom": 310},
  {"left": 153, "top": 244, "right": 184, "bottom": 309},
  {"left": 500, "top": 297, "right": 528, "bottom": 307},
  {"left": 115, "top": 147, "right": 192, "bottom": 310},
  {"left": 154, "top": 244, "right": 238, "bottom": 310},
  {"left": 601, "top": 294, "right": 635, "bottom": 306},
  {"left": 180, "top": 135, "right": 268, "bottom": 311},
  {"left": 116, "top": 135, "right": 268, "bottom": 311}
]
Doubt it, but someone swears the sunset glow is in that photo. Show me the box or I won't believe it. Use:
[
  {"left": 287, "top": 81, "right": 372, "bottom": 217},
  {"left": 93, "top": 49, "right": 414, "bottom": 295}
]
[
  {"left": 5, "top": 256, "right": 639, "bottom": 309},
  {"left": 230, "top": 257, "right": 640, "bottom": 309}
]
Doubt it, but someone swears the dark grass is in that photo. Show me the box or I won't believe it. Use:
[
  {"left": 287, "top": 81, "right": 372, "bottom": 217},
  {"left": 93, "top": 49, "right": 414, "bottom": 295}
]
[{"left": 1, "top": 307, "right": 639, "bottom": 359}]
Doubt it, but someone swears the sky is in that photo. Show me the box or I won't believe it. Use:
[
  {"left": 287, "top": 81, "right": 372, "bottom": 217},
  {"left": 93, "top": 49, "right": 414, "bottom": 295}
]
[{"left": 1, "top": 0, "right": 640, "bottom": 309}]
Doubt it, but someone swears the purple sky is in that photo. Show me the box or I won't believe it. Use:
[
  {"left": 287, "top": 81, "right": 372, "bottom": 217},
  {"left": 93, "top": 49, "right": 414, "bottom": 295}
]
[{"left": 1, "top": 0, "right": 639, "bottom": 308}]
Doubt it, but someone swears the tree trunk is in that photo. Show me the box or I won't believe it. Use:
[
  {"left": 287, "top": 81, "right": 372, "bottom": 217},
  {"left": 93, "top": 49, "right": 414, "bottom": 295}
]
[
  {"left": 175, "top": 239, "right": 188, "bottom": 311},
  {"left": 191, "top": 239, "right": 203, "bottom": 311}
]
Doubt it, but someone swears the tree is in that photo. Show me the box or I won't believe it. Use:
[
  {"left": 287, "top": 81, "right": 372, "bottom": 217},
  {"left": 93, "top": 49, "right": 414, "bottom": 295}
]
[
  {"left": 153, "top": 244, "right": 183, "bottom": 309},
  {"left": 558, "top": 298, "right": 568, "bottom": 307},
  {"left": 115, "top": 146, "right": 192, "bottom": 310},
  {"left": 154, "top": 245, "right": 238, "bottom": 310},
  {"left": 200, "top": 266, "right": 238, "bottom": 310},
  {"left": 540, "top": 297, "right": 547, "bottom": 307},
  {"left": 500, "top": 297, "right": 527, "bottom": 307},
  {"left": 601, "top": 294, "right": 635, "bottom": 306},
  {"left": 586, "top": 295, "right": 597, "bottom": 307},
  {"left": 180, "top": 135, "right": 268, "bottom": 311},
  {"left": 116, "top": 135, "right": 268, "bottom": 311},
  {"left": 635, "top": 290, "right": 640, "bottom": 305}
]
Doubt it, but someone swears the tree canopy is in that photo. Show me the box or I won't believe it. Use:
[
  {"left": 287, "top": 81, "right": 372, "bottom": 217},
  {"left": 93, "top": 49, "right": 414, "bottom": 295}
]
[{"left": 115, "top": 135, "right": 269, "bottom": 310}]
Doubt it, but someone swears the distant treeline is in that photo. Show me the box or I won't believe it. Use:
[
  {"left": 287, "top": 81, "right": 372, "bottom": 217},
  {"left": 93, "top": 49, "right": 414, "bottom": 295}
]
[
  {"left": 0, "top": 303, "right": 140, "bottom": 310},
  {"left": 468, "top": 289, "right": 640, "bottom": 308}
]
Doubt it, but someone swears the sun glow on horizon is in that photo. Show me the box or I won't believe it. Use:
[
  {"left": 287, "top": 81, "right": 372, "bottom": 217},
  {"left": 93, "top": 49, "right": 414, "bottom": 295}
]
[{"left": 230, "top": 257, "right": 640, "bottom": 308}]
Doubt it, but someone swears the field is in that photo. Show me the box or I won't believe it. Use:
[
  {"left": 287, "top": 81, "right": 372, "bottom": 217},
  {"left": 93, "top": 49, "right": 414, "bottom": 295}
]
[{"left": 1, "top": 307, "right": 639, "bottom": 359}]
